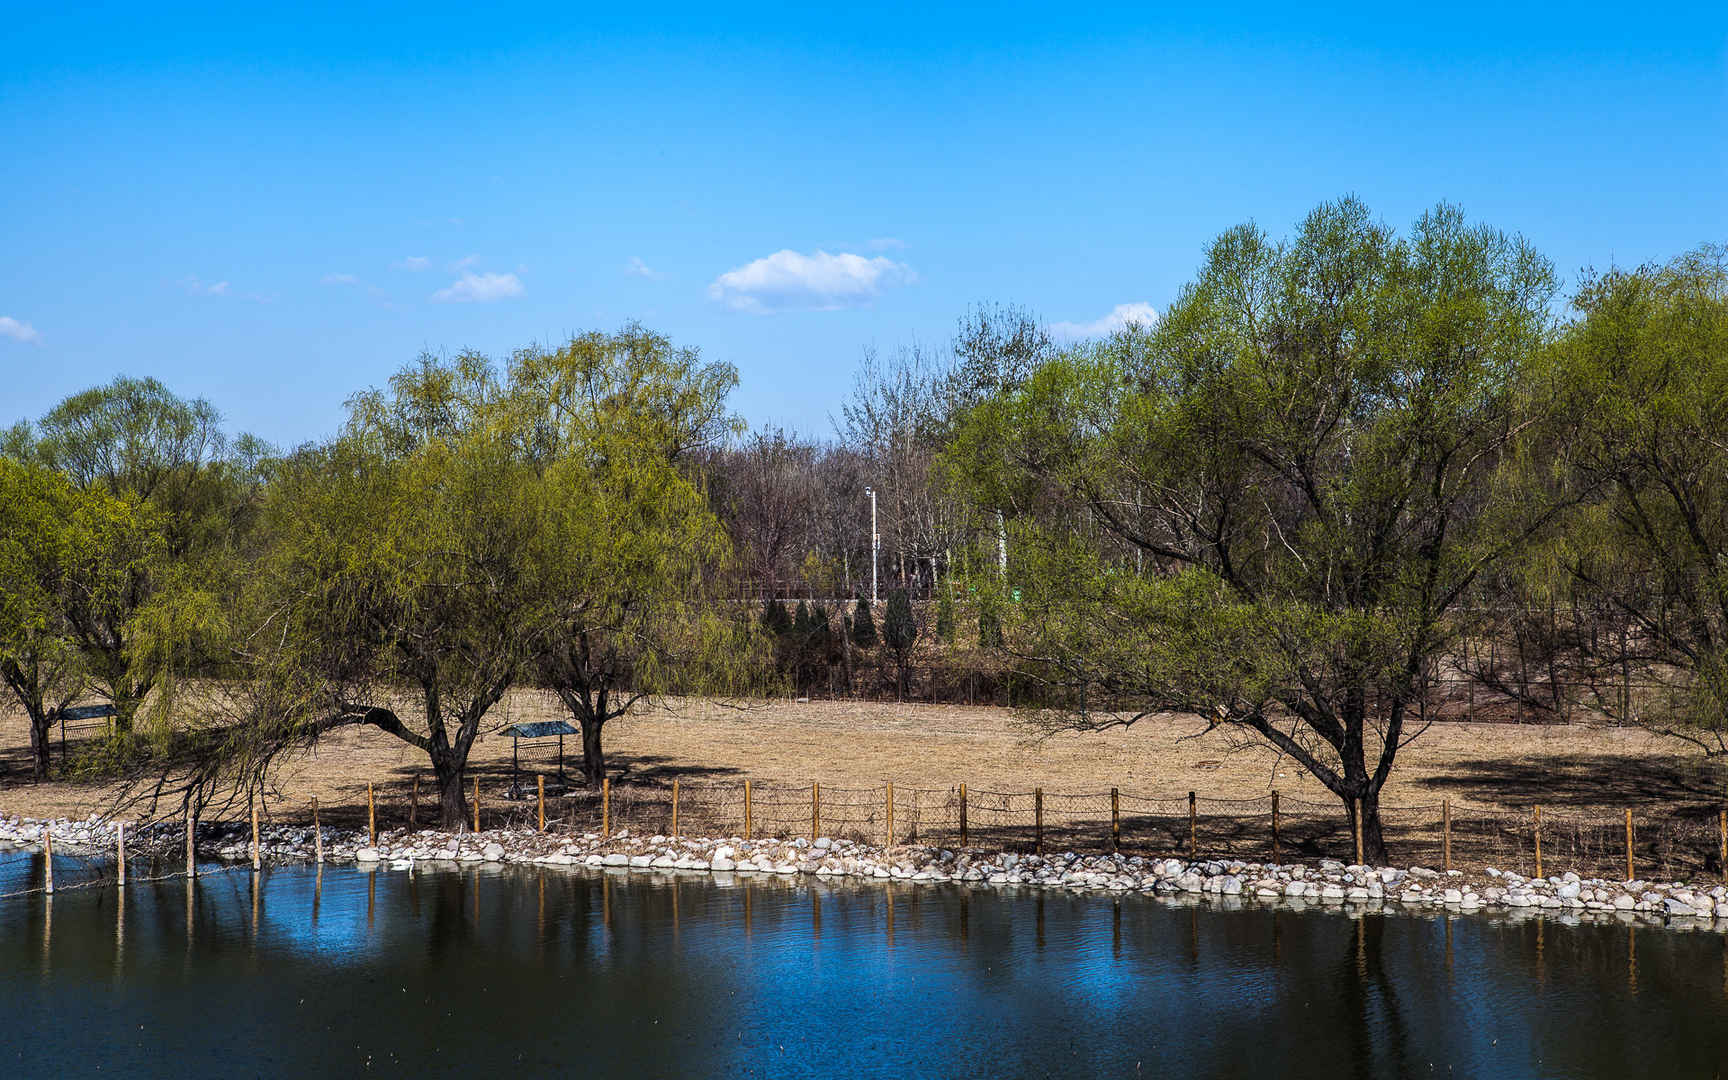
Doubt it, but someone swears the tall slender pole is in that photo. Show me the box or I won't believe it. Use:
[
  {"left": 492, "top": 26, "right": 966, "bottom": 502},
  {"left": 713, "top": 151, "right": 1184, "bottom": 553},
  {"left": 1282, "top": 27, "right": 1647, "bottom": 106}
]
[
  {"left": 43, "top": 829, "right": 54, "bottom": 895},
  {"left": 1625, "top": 808, "right": 1635, "bottom": 882},
  {"left": 959, "top": 783, "right": 968, "bottom": 848},
  {"left": 744, "top": 779, "right": 753, "bottom": 840},
  {"left": 1035, "top": 788, "right": 1044, "bottom": 854},
  {"left": 1270, "top": 790, "right": 1280, "bottom": 863},
  {"left": 1533, "top": 805, "right": 1543, "bottom": 879},
  {"left": 865, "top": 487, "right": 879, "bottom": 605},
  {"left": 1352, "top": 799, "right": 1363, "bottom": 866},
  {"left": 472, "top": 775, "right": 480, "bottom": 834},
  {"left": 185, "top": 813, "right": 196, "bottom": 879},
  {"left": 116, "top": 822, "right": 126, "bottom": 888},
  {"left": 1188, "top": 791, "right": 1198, "bottom": 858},
  {"left": 670, "top": 779, "right": 680, "bottom": 839},
  {"left": 885, "top": 782, "right": 894, "bottom": 847},
  {"left": 251, "top": 800, "right": 261, "bottom": 871},
  {"left": 1112, "top": 787, "right": 1121, "bottom": 853},
  {"left": 811, "top": 782, "right": 820, "bottom": 841},
  {"left": 410, "top": 774, "right": 420, "bottom": 830},
  {"left": 367, "top": 782, "right": 376, "bottom": 846},
  {"left": 1442, "top": 799, "right": 1452, "bottom": 873},
  {"left": 602, "top": 777, "right": 611, "bottom": 836},
  {"left": 313, "top": 797, "right": 323, "bottom": 865},
  {"left": 538, "top": 774, "right": 545, "bottom": 834}
]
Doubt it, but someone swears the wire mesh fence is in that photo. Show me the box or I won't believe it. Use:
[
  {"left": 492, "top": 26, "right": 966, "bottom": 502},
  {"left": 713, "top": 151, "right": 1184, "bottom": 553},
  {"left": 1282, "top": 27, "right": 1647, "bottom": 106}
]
[{"left": 9, "top": 771, "right": 1728, "bottom": 901}]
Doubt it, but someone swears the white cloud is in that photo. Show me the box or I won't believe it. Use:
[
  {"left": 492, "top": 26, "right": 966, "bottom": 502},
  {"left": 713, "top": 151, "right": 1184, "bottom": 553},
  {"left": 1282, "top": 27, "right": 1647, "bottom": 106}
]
[
  {"left": 867, "top": 236, "right": 905, "bottom": 251},
  {"left": 1051, "top": 302, "right": 1159, "bottom": 340},
  {"left": 708, "top": 249, "right": 916, "bottom": 314},
  {"left": 321, "top": 272, "right": 361, "bottom": 286},
  {"left": 0, "top": 316, "right": 41, "bottom": 344},
  {"left": 182, "top": 275, "right": 230, "bottom": 297},
  {"left": 624, "top": 255, "right": 663, "bottom": 280},
  {"left": 448, "top": 254, "right": 480, "bottom": 271},
  {"left": 432, "top": 271, "right": 524, "bottom": 303},
  {"left": 394, "top": 256, "right": 431, "bottom": 272}
]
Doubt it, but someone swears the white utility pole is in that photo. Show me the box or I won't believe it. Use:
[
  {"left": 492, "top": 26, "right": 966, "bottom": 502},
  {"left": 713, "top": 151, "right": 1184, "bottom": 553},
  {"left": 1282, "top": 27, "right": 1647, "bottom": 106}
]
[{"left": 864, "top": 486, "right": 879, "bottom": 604}]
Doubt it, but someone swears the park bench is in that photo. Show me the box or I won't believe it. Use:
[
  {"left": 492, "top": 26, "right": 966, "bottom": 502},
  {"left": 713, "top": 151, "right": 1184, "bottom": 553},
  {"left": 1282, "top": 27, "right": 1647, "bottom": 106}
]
[{"left": 53, "top": 703, "right": 118, "bottom": 760}]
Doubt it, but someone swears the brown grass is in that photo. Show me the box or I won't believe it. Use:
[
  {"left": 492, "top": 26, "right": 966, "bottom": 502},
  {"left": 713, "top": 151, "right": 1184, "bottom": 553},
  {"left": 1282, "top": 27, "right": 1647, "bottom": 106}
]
[{"left": 2, "top": 692, "right": 1720, "bottom": 828}]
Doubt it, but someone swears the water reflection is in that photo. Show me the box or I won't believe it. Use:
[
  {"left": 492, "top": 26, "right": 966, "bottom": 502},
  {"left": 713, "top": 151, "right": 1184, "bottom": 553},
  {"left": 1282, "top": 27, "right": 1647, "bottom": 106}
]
[{"left": 1, "top": 849, "right": 1727, "bottom": 1077}]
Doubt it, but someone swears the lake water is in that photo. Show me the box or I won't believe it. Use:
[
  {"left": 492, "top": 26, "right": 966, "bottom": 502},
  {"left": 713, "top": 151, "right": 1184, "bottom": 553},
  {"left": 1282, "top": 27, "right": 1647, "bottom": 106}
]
[{"left": 3, "top": 850, "right": 1727, "bottom": 1077}]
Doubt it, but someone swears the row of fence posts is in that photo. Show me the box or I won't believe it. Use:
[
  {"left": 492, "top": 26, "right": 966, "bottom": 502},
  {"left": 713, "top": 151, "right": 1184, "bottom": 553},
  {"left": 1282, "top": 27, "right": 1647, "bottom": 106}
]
[{"left": 87, "top": 779, "right": 1727, "bottom": 894}]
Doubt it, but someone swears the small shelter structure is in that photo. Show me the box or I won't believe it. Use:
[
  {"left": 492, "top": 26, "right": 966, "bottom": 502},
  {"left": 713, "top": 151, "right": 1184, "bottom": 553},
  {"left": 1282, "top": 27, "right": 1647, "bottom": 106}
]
[{"left": 499, "top": 720, "right": 580, "bottom": 795}]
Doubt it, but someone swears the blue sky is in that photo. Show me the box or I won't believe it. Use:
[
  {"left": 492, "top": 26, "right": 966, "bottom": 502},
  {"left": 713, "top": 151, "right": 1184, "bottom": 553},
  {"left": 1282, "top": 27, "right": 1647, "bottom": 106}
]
[{"left": 4, "top": 3, "right": 1723, "bottom": 447}]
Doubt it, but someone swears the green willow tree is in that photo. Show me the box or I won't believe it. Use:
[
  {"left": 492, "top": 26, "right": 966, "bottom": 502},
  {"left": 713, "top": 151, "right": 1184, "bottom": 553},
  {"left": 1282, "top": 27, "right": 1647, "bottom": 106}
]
[
  {"left": 949, "top": 199, "right": 1560, "bottom": 862},
  {"left": 252, "top": 355, "right": 545, "bottom": 826},
  {"left": 0, "top": 461, "right": 84, "bottom": 778},
  {"left": 1517, "top": 246, "right": 1728, "bottom": 746},
  {"left": 505, "top": 329, "right": 767, "bottom": 789}
]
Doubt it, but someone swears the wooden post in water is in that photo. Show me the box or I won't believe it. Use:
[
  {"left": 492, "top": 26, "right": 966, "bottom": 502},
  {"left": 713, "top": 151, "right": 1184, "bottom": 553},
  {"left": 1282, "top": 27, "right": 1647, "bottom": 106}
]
[
  {"left": 1439, "top": 799, "right": 1451, "bottom": 872},
  {"left": 1625, "top": 808, "right": 1635, "bottom": 881},
  {"left": 1720, "top": 809, "right": 1726, "bottom": 886},
  {"left": 1352, "top": 799, "right": 1364, "bottom": 866},
  {"left": 367, "top": 782, "right": 376, "bottom": 845},
  {"left": 537, "top": 775, "right": 545, "bottom": 834},
  {"left": 409, "top": 774, "right": 420, "bottom": 830},
  {"left": 1111, "top": 787, "right": 1121, "bottom": 854},
  {"left": 1533, "top": 805, "right": 1543, "bottom": 880},
  {"left": 885, "top": 783, "right": 894, "bottom": 848},
  {"left": 811, "top": 782, "right": 820, "bottom": 841},
  {"left": 312, "top": 797, "right": 323, "bottom": 864},
  {"left": 251, "top": 800, "right": 261, "bottom": 871},
  {"left": 1271, "top": 790, "right": 1280, "bottom": 862},
  {"left": 1188, "top": 791, "right": 1198, "bottom": 858},
  {"left": 602, "top": 777, "right": 611, "bottom": 836},
  {"left": 43, "top": 829, "right": 54, "bottom": 894},
  {"left": 185, "top": 813, "right": 196, "bottom": 879},
  {"left": 472, "top": 775, "right": 481, "bottom": 834},
  {"left": 959, "top": 783, "right": 968, "bottom": 848},
  {"left": 743, "top": 779, "right": 753, "bottom": 840},
  {"left": 116, "top": 822, "right": 126, "bottom": 887},
  {"left": 1034, "top": 788, "right": 1044, "bottom": 854},
  {"left": 670, "top": 779, "right": 680, "bottom": 839}
]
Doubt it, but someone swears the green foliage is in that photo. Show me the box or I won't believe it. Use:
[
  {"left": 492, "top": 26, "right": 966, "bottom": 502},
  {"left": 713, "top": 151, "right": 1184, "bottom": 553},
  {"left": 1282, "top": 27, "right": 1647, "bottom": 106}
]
[
  {"left": 946, "top": 198, "right": 1559, "bottom": 857},
  {"left": 935, "top": 588, "right": 956, "bottom": 643},
  {"left": 851, "top": 596, "right": 878, "bottom": 648},
  {"left": 1518, "top": 246, "right": 1728, "bottom": 740},
  {"left": 761, "top": 598, "right": 792, "bottom": 637},
  {"left": 883, "top": 588, "right": 919, "bottom": 698}
]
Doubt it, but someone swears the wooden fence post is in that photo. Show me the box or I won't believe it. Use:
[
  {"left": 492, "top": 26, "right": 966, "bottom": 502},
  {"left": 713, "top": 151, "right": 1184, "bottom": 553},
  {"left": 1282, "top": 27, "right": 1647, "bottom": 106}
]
[
  {"left": 116, "top": 822, "right": 126, "bottom": 888},
  {"left": 1035, "top": 788, "right": 1044, "bottom": 854},
  {"left": 1111, "top": 787, "right": 1121, "bottom": 853},
  {"left": 602, "top": 777, "right": 611, "bottom": 836},
  {"left": 744, "top": 779, "right": 753, "bottom": 840},
  {"left": 1624, "top": 808, "right": 1635, "bottom": 882},
  {"left": 1271, "top": 790, "right": 1280, "bottom": 862},
  {"left": 44, "top": 829, "right": 54, "bottom": 895},
  {"left": 252, "top": 800, "right": 261, "bottom": 871},
  {"left": 959, "top": 783, "right": 968, "bottom": 848},
  {"left": 1533, "top": 805, "right": 1543, "bottom": 880},
  {"left": 473, "top": 775, "right": 481, "bottom": 834},
  {"left": 185, "top": 813, "right": 196, "bottom": 879},
  {"left": 1720, "top": 808, "right": 1726, "bottom": 886},
  {"left": 538, "top": 774, "right": 546, "bottom": 834},
  {"left": 409, "top": 773, "right": 420, "bottom": 830},
  {"left": 1442, "top": 799, "right": 1452, "bottom": 873},
  {"left": 1188, "top": 791, "right": 1197, "bottom": 858},
  {"left": 670, "top": 779, "right": 680, "bottom": 839},
  {"left": 313, "top": 797, "right": 323, "bottom": 864},
  {"left": 811, "top": 782, "right": 820, "bottom": 841},
  {"left": 885, "top": 782, "right": 894, "bottom": 848},
  {"left": 1352, "top": 799, "right": 1364, "bottom": 866}
]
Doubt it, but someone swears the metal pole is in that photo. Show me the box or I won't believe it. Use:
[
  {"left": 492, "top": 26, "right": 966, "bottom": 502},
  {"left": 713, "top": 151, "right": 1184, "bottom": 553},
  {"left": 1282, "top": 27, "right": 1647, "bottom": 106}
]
[{"left": 866, "top": 487, "right": 878, "bottom": 605}]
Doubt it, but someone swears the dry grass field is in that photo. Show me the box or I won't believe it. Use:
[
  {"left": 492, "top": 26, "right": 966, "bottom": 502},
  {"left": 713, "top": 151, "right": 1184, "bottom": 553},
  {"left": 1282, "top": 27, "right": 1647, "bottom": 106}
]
[{"left": 2, "top": 691, "right": 1721, "bottom": 827}]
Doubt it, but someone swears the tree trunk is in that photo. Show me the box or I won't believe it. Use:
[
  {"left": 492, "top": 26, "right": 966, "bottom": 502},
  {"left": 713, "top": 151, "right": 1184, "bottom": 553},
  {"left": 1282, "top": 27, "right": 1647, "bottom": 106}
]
[
  {"left": 28, "top": 709, "right": 51, "bottom": 781},
  {"left": 1345, "top": 787, "right": 1390, "bottom": 866},
  {"left": 580, "top": 715, "right": 606, "bottom": 789},
  {"left": 434, "top": 756, "right": 468, "bottom": 830}
]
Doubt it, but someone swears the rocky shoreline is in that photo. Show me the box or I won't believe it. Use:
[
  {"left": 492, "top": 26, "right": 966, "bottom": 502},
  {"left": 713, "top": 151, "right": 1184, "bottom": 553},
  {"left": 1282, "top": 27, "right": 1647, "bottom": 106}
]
[{"left": 7, "top": 813, "right": 1728, "bottom": 930}]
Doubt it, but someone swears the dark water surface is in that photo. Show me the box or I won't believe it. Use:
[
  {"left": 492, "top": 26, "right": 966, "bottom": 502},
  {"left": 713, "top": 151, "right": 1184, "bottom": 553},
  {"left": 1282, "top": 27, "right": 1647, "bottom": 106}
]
[{"left": 3, "top": 850, "right": 1727, "bottom": 1078}]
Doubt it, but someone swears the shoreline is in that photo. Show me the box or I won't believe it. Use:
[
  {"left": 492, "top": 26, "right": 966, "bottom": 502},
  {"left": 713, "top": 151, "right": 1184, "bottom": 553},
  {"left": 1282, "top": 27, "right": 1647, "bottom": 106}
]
[{"left": 5, "top": 813, "right": 1727, "bottom": 932}]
